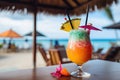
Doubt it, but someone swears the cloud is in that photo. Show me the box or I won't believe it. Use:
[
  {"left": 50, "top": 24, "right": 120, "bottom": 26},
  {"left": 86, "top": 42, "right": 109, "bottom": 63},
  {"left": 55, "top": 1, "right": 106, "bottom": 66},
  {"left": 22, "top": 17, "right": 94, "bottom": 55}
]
[{"left": 0, "top": 17, "right": 33, "bottom": 35}]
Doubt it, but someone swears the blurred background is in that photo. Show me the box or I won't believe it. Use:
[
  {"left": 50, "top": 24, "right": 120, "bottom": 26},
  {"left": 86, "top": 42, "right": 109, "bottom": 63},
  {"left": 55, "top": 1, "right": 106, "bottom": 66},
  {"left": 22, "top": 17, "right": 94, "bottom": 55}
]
[{"left": 0, "top": 0, "right": 120, "bottom": 72}]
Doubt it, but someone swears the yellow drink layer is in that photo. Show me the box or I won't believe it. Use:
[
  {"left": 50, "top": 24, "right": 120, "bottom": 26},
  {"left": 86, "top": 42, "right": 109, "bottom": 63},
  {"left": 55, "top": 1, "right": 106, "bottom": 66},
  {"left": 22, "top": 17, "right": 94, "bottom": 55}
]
[{"left": 66, "top": 29, "right": 92, "bottom": 65}]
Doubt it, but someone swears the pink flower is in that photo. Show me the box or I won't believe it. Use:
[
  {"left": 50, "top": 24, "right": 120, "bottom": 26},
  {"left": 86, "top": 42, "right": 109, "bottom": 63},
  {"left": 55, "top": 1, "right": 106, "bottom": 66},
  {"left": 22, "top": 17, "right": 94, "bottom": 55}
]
[{"left": 51, "top": 63, "right": 62, "bottom": 78}]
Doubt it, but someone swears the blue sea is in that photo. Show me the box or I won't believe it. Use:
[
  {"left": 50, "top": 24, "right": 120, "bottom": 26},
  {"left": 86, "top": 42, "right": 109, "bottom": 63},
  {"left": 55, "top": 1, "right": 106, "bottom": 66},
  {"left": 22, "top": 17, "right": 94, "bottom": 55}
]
[{"left": 0, "top": 38, "right": 118, "bottom": 53}]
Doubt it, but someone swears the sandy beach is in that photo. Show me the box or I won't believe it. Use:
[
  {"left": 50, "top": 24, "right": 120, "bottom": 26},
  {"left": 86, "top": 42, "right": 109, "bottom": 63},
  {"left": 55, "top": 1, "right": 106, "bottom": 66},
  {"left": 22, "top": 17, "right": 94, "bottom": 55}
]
[{"left": 0, "top": 50, "right": 46, "bottom": 72}]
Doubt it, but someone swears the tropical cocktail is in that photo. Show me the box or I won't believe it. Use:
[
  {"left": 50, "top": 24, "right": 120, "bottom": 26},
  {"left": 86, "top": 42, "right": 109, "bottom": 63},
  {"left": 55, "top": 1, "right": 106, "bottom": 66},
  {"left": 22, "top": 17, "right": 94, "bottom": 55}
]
[
  {"left": 60, "top": 17, "right": 101, "bottom": 77},
  {"left": 66, "top": 29, "right": 92, "bottom": 77}
]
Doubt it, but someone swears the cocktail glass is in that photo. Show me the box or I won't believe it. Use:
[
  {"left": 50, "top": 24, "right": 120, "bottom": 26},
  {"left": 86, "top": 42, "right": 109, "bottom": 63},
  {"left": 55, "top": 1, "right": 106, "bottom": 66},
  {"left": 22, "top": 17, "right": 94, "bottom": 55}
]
[{"left": 66, "top": 29, "right": 92, "bottom": 77}]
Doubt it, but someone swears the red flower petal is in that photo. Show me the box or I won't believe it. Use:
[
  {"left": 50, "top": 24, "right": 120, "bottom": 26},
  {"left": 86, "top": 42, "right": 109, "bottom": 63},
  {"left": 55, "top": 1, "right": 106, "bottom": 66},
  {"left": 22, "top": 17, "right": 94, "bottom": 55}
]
[{"left": 51, "top": 63, "right": 63, "bottom": 78}]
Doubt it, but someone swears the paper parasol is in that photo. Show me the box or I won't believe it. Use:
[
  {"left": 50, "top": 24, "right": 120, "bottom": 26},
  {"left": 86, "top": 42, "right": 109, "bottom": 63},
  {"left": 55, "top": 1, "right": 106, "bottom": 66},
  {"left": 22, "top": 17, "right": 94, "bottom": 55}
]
[{"left": 79, "top": 24, "right": 101, "bottom": 31}]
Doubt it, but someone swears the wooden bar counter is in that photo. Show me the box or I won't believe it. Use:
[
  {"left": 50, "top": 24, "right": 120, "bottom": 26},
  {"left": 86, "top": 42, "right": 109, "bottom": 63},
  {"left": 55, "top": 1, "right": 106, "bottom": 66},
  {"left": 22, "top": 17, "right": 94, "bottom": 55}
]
[{"left": 0, "top": 60, "right": 120, "bottom": 80}]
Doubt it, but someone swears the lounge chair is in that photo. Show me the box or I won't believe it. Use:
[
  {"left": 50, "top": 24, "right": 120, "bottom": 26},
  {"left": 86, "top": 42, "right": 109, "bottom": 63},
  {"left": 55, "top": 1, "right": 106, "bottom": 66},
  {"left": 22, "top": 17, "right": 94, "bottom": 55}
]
[
  {"left": 48, "top": 48, "right": 71, "bottom": 65},
  {"left": 38, "top": 46, "right": 52, "bottom": 66},
  {"left": 92, "top": 48, "right": 103, "bottom": 59},
  {"left": 54, "top": 45, "right": 68, "bottom": 59},
  {"left": 100, "top": 46, "right": 120, "bottom": 62}
]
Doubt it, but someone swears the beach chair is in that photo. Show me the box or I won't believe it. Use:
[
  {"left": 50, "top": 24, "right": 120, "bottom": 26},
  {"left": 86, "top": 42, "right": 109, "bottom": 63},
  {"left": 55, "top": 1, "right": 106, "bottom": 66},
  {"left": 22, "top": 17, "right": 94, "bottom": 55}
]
[
  {"left": 48, "top": 48, "right": 71, "bottom": 65},
  {"left": 7, "top": 43, "right": 18, "bottom": 52},
  {"left": 101, "top": 46, "right": 120, "bottom": 62},
  {"left": 92, "top": 48, "right": 103, "bottom": 59},
  {"left": 38, "top": 46, "right": 52, "bottom": 66},
  {"left": 54, "top": 45, "right": 68, "bottom": 59},
  {"left": 95, "top": 48, "right": 103, "bottom": 53}
]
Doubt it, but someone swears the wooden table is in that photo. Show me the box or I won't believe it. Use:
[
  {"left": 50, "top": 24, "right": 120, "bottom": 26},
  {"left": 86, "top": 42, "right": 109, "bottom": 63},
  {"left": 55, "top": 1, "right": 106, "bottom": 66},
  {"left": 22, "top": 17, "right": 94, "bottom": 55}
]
[{"left": 0, "top": 60, "right": 120, "bottom": 80}]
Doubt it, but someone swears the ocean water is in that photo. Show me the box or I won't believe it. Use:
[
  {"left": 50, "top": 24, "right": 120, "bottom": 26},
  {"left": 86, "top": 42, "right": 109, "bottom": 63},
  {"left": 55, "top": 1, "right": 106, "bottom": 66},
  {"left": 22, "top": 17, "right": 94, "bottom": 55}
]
[{"left": 0, "top": 38, "right": 117, "bottom": 53}]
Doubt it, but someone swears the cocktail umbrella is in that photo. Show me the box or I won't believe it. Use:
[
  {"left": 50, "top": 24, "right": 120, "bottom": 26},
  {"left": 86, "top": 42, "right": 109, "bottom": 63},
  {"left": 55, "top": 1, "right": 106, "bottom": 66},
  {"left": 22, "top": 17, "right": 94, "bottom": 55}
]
[
  {"left": 80, "top": 23, "right": 102, "bottom": 34},
  {"left": 0, "top": 0, "right": 118, "bottom": 67}
]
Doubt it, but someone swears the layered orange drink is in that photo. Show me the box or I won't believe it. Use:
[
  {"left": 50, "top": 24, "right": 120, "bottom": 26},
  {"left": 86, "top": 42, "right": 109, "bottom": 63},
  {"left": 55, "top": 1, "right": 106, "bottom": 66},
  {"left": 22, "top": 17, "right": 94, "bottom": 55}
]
[{"left": 66, "top": 29, "right": 92, "bottom": 65}]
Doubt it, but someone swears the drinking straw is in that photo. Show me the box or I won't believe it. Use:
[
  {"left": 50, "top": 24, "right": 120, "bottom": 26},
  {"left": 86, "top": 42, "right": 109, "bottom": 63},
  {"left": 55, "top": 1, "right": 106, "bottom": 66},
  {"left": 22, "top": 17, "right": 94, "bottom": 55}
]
[
  {"left": 85, "top": 5, "right": 90, "bottom": 26},
  {"left": 66, "top": 10, "right": 74, "bottom": 29}
]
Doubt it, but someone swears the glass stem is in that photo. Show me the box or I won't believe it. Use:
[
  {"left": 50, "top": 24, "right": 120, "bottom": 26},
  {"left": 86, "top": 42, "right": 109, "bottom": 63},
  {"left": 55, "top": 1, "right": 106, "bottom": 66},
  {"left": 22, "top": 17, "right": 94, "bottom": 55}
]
[{"left": 77, "top": 65, "right": 83, "bottom": 75}]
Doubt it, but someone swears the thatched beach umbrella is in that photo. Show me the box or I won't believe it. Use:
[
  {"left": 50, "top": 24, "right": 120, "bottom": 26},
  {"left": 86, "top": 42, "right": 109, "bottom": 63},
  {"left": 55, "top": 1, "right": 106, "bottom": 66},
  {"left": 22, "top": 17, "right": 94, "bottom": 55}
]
[
  {"left": 0, "top": 0, "right": 118, "bottom": 67},
  {"left": 103, "top": 22, "right": 120, "bottom": 29},
  {"left": 103, "top": 22, "right": 120, "bottom": 41},
  {"left": 24, "top": 31, "right": 45, "bottom": 37},
  {"left": 0, "top": 0, "right": 118, "bottom": 15}
]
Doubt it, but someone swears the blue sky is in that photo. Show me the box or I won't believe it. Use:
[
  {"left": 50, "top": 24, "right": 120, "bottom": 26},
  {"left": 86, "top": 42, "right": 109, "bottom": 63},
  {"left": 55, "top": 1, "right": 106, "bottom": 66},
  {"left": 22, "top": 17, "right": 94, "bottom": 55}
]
[{"left": 0, "top": 1, "right": 120, "bottom": 39}]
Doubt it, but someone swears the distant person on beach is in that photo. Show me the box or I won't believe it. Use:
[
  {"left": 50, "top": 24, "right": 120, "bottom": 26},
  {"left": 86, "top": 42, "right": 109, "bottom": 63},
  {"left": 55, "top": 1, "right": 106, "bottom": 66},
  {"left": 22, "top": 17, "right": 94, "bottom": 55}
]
[
  {"left": 8, "top": 39, "right": 12, "bottom": 49},
  {"left": 25, "top": 39, "right": 28, "bottom": 42},
  {"left": 49, "top": 40, "right": 53, "bottom": 48},
  {"left": 2, "top": 39, "right": 8, "bottom": 49},
  {"left": 54, "top": 40, "right": 59, "bottom": 48},
  {"left": 23, "top": 39, "right": 31, "bottom": 49},
  {"left": 3, "top": 39, "right": 6, "bottom": 44}
]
